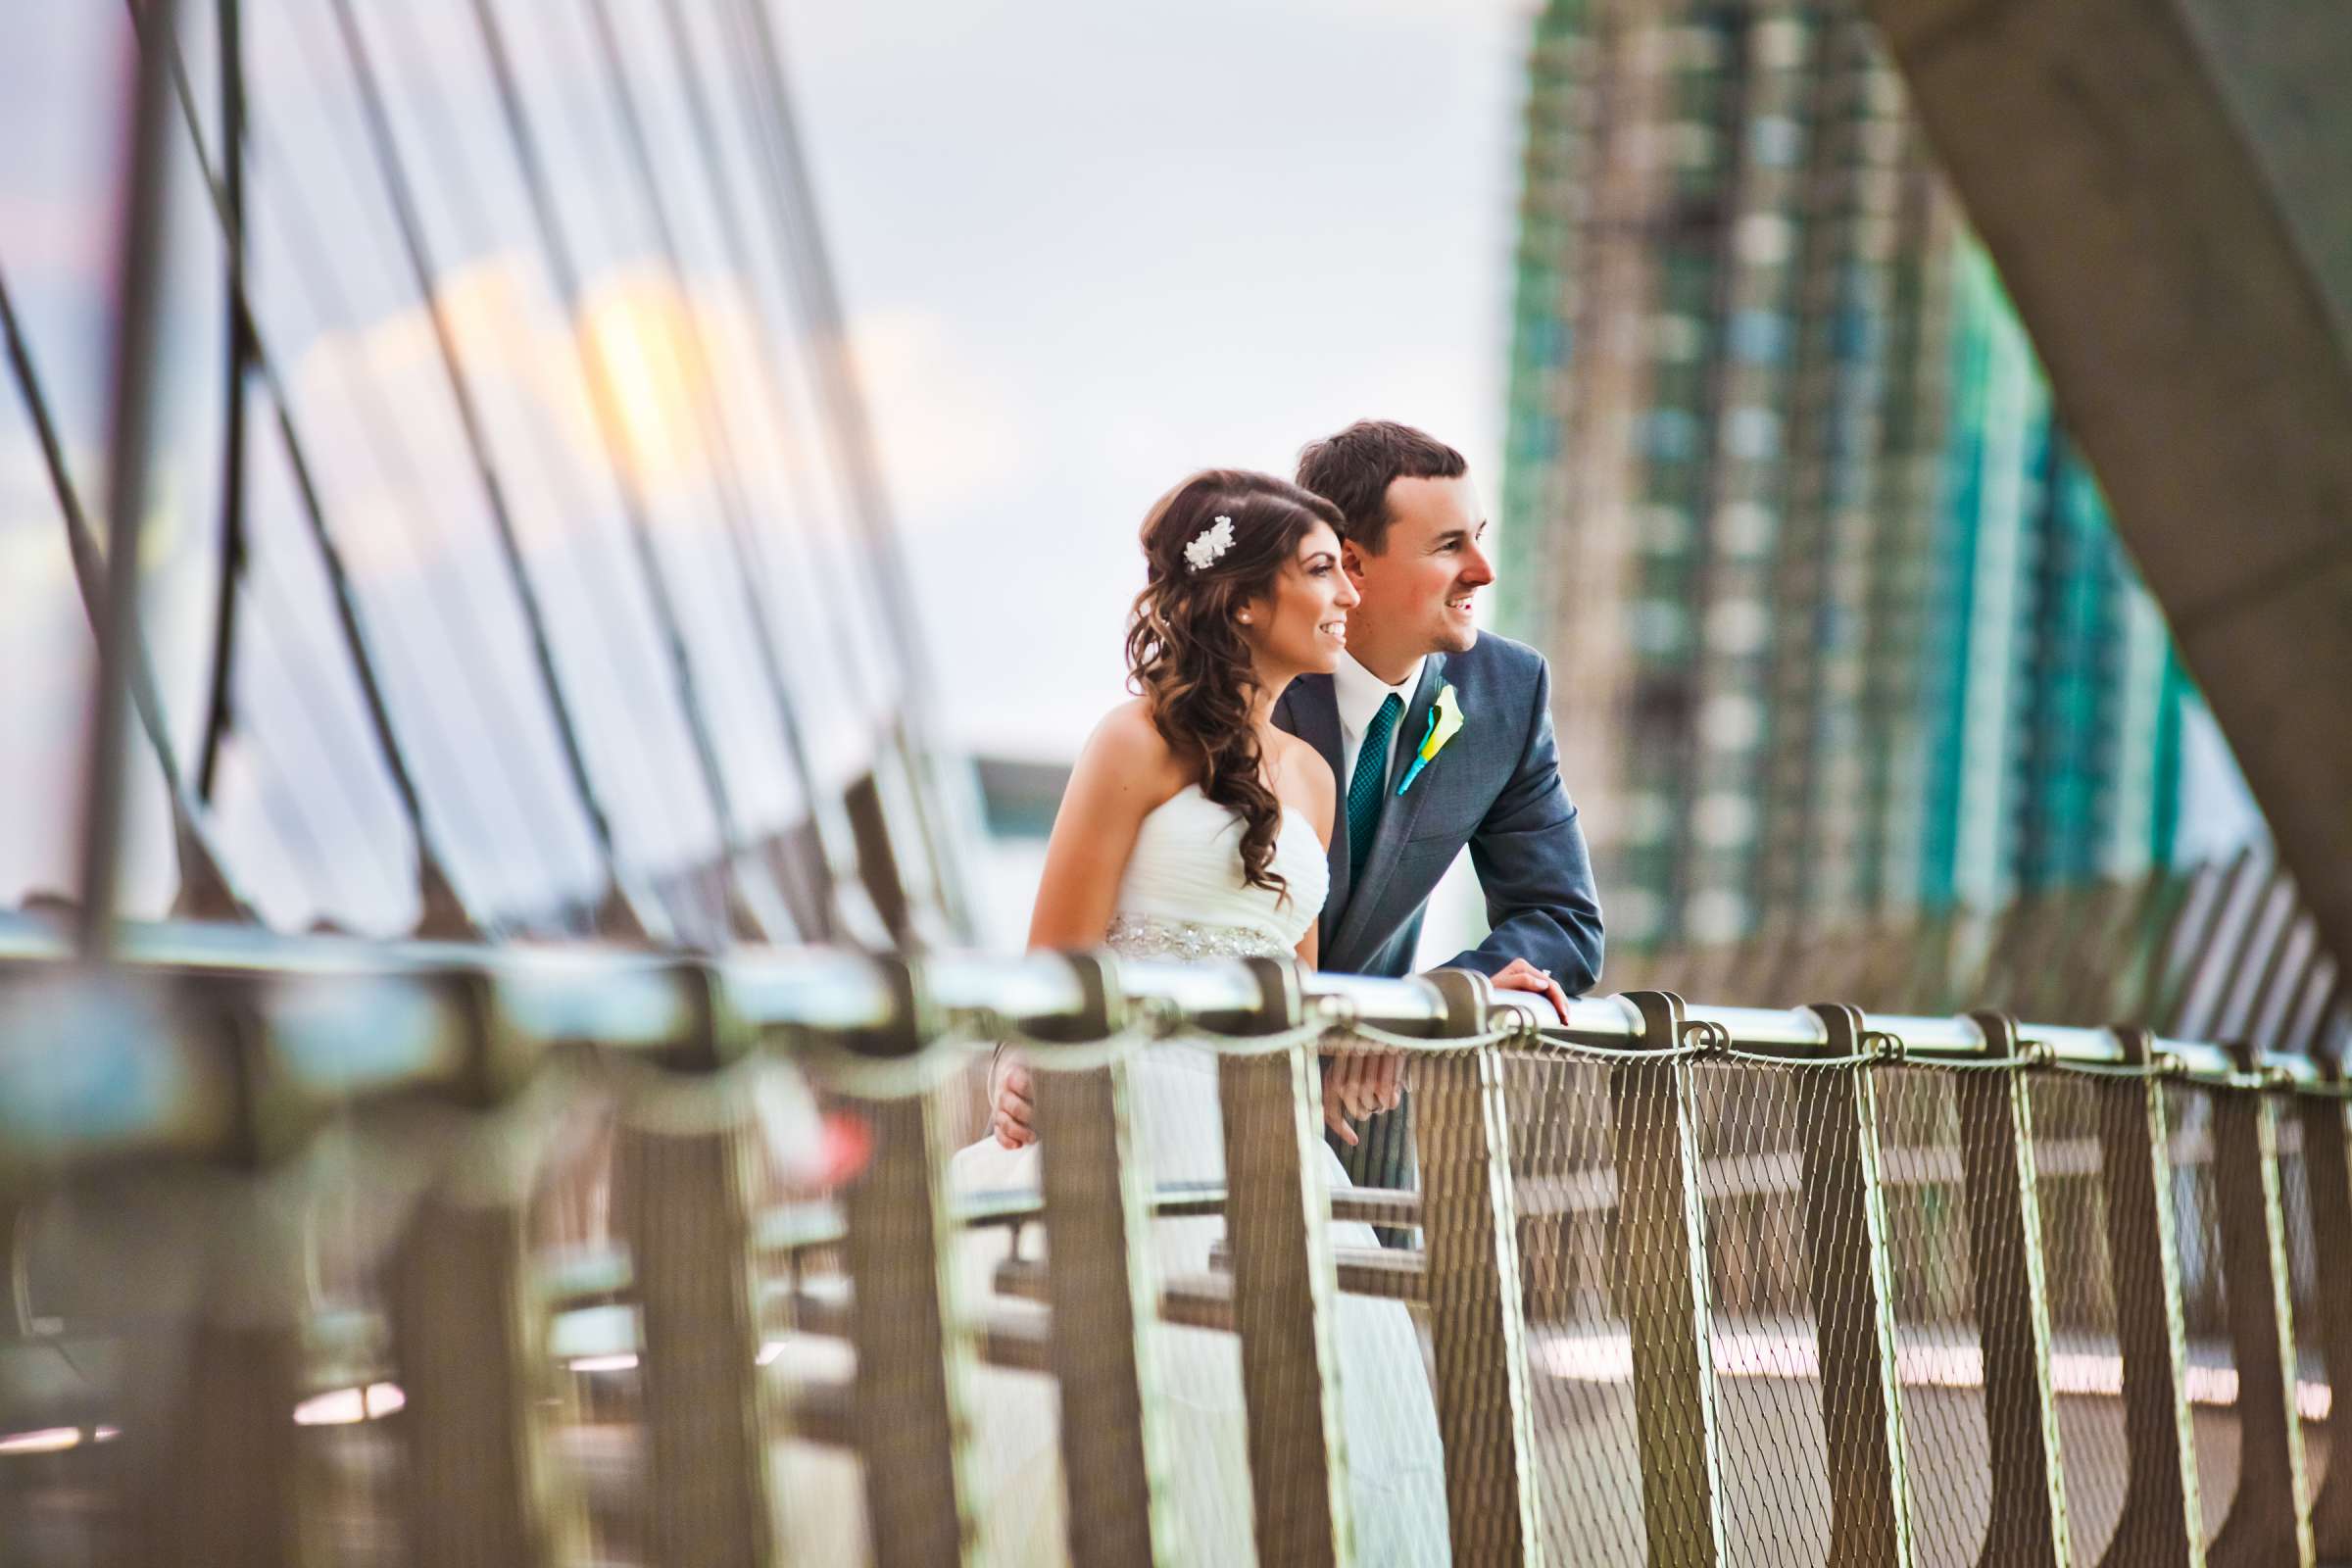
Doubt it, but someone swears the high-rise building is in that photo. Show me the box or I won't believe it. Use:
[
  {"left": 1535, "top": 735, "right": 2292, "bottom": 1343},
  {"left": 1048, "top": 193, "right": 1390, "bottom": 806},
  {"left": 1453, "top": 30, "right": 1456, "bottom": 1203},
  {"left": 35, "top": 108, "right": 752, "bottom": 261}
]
[{"left": 1499, "top": 0, "right": 2189, "bottom": 950}]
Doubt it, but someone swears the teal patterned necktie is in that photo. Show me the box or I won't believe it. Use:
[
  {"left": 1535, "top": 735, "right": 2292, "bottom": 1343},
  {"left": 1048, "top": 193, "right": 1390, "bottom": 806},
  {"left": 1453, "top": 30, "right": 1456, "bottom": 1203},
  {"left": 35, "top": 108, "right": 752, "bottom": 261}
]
[{"left": 1348, "top": 693, "right": 1403, "bottom": 874}]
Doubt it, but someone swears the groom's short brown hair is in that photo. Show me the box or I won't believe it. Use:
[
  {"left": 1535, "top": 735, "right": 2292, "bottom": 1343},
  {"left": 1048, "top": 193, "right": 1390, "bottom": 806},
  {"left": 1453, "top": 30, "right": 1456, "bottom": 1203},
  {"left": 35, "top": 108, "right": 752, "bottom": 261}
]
[{"left": 1295, "top": 419, "right": 1467, "bottom": 555}]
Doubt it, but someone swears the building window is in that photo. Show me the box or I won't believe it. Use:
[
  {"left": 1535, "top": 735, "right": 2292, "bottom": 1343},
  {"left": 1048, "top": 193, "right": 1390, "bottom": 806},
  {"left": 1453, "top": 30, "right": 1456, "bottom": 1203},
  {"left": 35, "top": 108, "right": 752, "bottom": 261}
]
[
  {"left": 1628, "top": 790, "right": 1675, "bottom": 845},
  {"left": 1649, "top": 314, "right": 1706, "bottom": 363},
  {"left": 1724, "top": 407, "right": 1782, "bottom": 460},
  {"left": 1728, "top": 309, "right": 1788, "bottom": 365},
  {"left": 1715, "top": 502, "right": 1777, "bottom": 558},
  {"left": 1642, "top": 408, "right": 1700, "bottom": 461},
  {"left": 1753, "top": 18, "right": 1811, "bottom": 70},
  {"left": 1750, "top": 115, "right": 1802, "bottom": 168},
  {"left": 1699, "top": 693, "right": 1765, "bottom": 752},
  {"left": 1639, "top": 504, "right": 1693, "bottom": 553},
  {"left": 1706, "top": 597, "right": 1770, "bottom": 656},
  {"left": 1687, "top": 888, "right": 1749, "bottom": 943},
  {"left": 1630, "top": 599, "right": 1692, "bottom": 656},
  {"left": 1735, "top": 212, "right": 1794, "bottom": 267},
  {"left": 1694, "top": 792, "right": 1759, "bottom": 848}
]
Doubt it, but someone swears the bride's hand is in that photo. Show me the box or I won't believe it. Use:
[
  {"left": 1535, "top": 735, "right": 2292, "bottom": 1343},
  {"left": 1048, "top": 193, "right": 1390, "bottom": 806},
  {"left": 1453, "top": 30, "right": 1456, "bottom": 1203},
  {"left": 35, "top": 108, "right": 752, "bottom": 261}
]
[
  {"left": 990, "top": 1052, "right": 1038, "bottom": 1150},
  {"left": 1322, "top": 1051, "right": 1403, "bottom": 1147}
]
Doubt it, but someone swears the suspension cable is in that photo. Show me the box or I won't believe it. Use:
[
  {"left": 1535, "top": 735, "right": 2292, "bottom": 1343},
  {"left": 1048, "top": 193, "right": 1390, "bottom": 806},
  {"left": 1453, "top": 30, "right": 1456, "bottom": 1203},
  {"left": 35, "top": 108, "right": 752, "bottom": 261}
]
[
  {"left": 558, "top": 0, "right": 889, "bottom": 938},
  {"left": 193, "top": 0, "right": 249, "bottom": 806},
  {"left": 129, "top": 1, "right": 509, "bottom": 931},
  {"left": 318, "top": 0, "right": 636, "bottom": 911}
]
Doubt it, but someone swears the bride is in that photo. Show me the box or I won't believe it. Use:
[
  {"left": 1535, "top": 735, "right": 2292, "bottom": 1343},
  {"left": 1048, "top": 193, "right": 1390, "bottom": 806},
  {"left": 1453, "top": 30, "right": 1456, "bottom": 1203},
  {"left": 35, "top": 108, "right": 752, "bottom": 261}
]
[{"left": 949, "top": 469, "right": 1449, "bottom": 1564}]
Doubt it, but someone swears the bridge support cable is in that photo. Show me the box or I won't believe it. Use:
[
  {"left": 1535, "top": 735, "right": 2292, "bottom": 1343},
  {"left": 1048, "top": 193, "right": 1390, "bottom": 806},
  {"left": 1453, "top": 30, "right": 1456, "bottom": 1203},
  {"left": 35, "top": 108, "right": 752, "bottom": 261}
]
[
  {"left": 318, "top": 0, "right": 652, "bottom": 938},
  {"left": 193, "top": 0, "right": 249, "bottom": 810},
  {"left": 720, "top": 0, "right": 931, "bottom": 705},
  {"left": 577, "top": 0, "right": 901, "bottom": 943},
  {"left": 75, "top": 0, "right": 195, "bottom": 957},
  {"left": 640, "top": 0, "right": 895, "bottom": 743},
  {"left": 0, "top": 263, "right": 249, "bottom": 925},
  {"left": 342, "top": 1, "right": 762, "bottom": 946},
  {"left": 123, "top": 0, "right": 514, "bottom": 938},
  {"left": 459, "top": 0, "right": 858, "bottom": 948},
  {"left": 609, "top": 0, "right": 911, "bottom": 945},
  {"left": 723, "top": 0, "right": 981, "bottom": 937}
]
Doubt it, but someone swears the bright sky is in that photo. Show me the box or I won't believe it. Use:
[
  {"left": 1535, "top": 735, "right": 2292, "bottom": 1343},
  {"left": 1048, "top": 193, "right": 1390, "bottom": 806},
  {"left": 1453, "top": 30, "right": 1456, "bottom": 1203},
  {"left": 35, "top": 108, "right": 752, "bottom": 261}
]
[{"left": 778, "top": 0, "right": 1536, "bottom": 759}]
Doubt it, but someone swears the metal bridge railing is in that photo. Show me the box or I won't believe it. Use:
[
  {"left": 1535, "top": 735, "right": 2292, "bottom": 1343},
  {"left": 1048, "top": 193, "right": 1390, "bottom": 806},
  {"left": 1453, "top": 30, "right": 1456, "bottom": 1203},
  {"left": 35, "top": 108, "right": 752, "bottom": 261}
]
[{"left": 2, "top": 910, "right": 2349, "bottom": 1565}]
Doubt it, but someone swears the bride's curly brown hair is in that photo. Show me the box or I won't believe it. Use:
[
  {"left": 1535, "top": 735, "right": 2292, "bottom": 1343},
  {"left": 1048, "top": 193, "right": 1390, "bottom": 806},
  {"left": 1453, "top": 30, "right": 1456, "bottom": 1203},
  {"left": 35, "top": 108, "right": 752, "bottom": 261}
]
[{"left": 1125, "top": 469, "right": 1346, "bottom": 900}]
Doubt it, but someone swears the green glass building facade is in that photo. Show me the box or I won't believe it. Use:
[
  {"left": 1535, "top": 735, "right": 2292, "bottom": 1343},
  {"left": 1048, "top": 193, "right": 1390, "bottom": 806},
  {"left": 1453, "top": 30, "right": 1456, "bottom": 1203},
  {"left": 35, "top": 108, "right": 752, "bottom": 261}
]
[{"left": 1500, "top": 0, "right": 2189, "bottom": 948}]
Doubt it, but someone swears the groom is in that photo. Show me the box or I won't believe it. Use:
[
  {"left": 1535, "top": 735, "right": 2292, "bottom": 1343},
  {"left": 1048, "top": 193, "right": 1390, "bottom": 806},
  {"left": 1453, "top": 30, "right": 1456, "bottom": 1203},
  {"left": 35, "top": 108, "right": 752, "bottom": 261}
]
[{"left": 1284, "top": 419, "right": 1603, "bottom": 1200}]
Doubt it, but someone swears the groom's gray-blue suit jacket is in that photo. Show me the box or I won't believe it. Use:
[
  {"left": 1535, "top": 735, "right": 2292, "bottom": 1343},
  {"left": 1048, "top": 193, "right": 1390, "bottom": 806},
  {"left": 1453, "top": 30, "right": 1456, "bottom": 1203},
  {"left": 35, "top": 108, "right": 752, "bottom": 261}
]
[{"left": 1274, "top": 632, "right": 1603, "bottom": 1198}]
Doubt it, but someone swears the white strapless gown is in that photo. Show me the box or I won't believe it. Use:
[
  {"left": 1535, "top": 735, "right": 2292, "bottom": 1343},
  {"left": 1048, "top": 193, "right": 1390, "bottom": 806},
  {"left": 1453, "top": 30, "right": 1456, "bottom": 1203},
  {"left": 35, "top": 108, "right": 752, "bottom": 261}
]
[{"left": 949, "top": 786, "right": 1449, "bottom": 1565}]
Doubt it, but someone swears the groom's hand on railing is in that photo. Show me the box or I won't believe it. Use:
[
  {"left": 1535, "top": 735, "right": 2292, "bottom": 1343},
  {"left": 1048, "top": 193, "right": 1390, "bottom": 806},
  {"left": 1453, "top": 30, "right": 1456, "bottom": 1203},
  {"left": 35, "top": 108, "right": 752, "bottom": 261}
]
[
  {"left": 1487, "top": 957, "right": 1570, "bottom": 1024},
  {"left": 989, "top": 1051, "right": 1037, "bottom": 1149},
  {"left": 1323, "top": 1051, "right": 1403, "bottom": 1146}
]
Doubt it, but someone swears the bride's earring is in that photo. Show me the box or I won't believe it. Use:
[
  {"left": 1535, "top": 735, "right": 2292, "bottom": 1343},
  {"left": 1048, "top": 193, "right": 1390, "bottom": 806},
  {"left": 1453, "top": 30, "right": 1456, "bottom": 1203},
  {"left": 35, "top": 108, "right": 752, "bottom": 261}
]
[{"left": 1238, "top": 612, "right": 1251, "bottom": 623}]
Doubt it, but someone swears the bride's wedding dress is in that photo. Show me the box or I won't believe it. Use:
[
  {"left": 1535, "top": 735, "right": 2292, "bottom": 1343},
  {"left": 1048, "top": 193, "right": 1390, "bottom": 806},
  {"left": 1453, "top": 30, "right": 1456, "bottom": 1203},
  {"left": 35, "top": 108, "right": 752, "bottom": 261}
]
[{"left": 950, "top": 785, "right": 1450, "bottom": 1565}]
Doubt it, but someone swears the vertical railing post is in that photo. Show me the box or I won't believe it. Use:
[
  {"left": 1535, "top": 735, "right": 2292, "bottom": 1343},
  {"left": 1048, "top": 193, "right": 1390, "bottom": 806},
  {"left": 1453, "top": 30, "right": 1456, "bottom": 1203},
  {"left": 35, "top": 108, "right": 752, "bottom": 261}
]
[
  {"left": 2207, "top": 1054, "right": 2314, "bottom": 1567},
  {"left": 1027, "top": 955, "right": 1181, "bottom": 1567},
  {"left": 828, "top": 960, "right": 984, "bottom": 1568},
  {"left": 2295, "top": 1078, "right": 2352, "bottom": 1557},
  {"left": 2094, "top": 1026, "right": 2203, "bottom": 1567},
  {"left": 1956, "top": 1012, "right": 2071, "bottom": 1565},
  {"left": 612, "top": 965, "right": 777, "bottom": 1568},
  {"left": 388, "top": 1111, "right": 584, "bottom": 1566},
  {"left": 120, "top": 982, "right": 314, "bottom": 1568},
  {"left": 1218, "top": 957, "right": 1352, "bottom": 1568},
  {"left": 1611, "top": 991, "right": 1725, "bottom": 1566},
  {"left": 1795, "top": 1003, "right": 1912, "bottom": 1568},
  {"left": 1414, "top": 969, "right": 1544, "bottom": 1564}
]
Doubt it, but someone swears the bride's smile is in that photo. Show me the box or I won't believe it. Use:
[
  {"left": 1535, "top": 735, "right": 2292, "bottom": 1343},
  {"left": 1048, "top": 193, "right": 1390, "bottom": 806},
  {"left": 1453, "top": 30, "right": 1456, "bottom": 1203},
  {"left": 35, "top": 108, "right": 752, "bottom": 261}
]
[{"left": 1236, "top": 522, "right": 1361, "bottom": 683}]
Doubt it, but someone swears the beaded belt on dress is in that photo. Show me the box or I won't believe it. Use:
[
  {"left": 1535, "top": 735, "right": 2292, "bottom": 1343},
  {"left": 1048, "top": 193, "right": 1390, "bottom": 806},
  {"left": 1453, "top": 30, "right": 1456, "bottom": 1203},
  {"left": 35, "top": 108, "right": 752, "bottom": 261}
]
[{"left": 1104, "top": 914, "right": 1290, "bottom": 961}]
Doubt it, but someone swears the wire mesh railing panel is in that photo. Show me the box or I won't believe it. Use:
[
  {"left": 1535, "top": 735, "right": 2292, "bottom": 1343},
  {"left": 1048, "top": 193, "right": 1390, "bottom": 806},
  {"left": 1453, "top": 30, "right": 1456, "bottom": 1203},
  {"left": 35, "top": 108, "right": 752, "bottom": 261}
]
[
  {"left": 1500, "top": 1048, "right": 1647, "bottom": 1565},
  {"left": 2277, "top": 1106, "right": 2333, "bottom": 1504},
  {"left": 2027, "top": 1071, "right": 2130, "bottom": 1561},
  {"left": 1874, "top": 1063, "right": 1991, "bottom": 1567},
  {"left": 945, "top": 1032, "right": 1261, "bottom": 1563},
  {"left": 22, "top": 937, "right": 2352, "bottom": 1568},
  {"left": 1134, "top": 1035, "right": 1262, "bottom": 1561},
  {"left": 1255, "top": 1036, "right": 1451, "bottom": 1568},
  {"left": 2167, "top": 1082, "right": 2241, "bottom": 1546},
  {"left": 1687, "top": 1059, "right": 1838, "bottom": 1563}
]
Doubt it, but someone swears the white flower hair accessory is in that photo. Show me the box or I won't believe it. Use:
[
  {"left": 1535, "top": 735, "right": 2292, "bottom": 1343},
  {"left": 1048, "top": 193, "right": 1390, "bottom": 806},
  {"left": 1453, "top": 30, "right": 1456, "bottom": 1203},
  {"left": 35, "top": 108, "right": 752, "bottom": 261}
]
[{"left": 1184, "top": 514, "right": 1237, "bottom": 573}]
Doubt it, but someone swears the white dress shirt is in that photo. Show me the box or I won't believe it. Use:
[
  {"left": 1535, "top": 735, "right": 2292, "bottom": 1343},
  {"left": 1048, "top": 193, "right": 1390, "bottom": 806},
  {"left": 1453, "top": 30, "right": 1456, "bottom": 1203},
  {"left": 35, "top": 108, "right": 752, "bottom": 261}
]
[{"left": 1332, "top": 652, "right": 1427, "bottom": 796}]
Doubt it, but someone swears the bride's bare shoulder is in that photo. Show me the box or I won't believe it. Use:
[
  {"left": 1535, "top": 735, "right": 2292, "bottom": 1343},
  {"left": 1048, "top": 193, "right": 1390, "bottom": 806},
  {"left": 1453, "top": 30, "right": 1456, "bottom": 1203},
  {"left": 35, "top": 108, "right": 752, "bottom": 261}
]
[
  {"left": 1071, "top": 699, "right": 1188, "bottom": 803},
  {"left": 1268, "top": 730, "right": 1337, "bottom": 838}
]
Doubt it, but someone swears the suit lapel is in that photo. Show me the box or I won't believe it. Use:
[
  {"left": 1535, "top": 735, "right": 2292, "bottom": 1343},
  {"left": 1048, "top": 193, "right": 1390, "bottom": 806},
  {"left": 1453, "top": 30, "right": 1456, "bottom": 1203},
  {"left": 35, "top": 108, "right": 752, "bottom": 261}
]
[
  {"left": 1330, "top": 654, "right": 1447, "bottom": 963},
  {"left": 1277, "top": 675, "right": 1349, "bottom": 952}
]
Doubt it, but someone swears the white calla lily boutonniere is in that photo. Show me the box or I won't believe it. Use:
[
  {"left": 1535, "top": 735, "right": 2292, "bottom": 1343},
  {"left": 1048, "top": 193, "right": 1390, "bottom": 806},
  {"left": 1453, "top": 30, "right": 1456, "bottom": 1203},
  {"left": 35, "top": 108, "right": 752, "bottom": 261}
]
[{"left": 1396, "top": 683, "right": 1464, "bottom": 796}]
